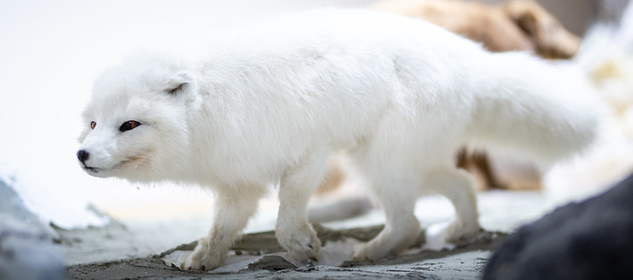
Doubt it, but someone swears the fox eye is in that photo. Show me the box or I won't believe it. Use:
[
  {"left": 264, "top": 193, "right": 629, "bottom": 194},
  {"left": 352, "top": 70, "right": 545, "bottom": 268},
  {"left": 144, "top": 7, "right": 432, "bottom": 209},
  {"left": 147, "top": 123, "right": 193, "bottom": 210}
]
[
  {"left": 119, "top": 120, "right": 142, "bottom": 132},
  {"left": 90, "top": 121, "right": 96, "bottom": 130}
]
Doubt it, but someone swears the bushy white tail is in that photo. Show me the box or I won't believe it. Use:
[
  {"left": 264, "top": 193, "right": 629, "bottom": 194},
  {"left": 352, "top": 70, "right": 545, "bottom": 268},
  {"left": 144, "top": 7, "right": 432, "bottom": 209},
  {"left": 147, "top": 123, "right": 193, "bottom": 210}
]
[{"left": 467, "top": 52, "right": 603, "bottom": 168}]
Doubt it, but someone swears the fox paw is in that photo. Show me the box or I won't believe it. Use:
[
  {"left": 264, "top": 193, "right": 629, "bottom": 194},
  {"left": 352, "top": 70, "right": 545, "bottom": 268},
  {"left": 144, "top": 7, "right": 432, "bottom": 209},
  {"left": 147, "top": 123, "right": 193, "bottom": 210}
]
[
  {"left": 276, "top": 224, "right": 321, "bottom": 263},
  {"left": 183, "top": 241, "right": 223, "bottom": 271},
  {"left": 444, "top": 220, "right": 481, "bottom": 243},
  {"left": 352, "top": 233, "right": 416, "bottom": 261},
  {"left": 353, "top": 242, "right": 388, "bottom": 262}
]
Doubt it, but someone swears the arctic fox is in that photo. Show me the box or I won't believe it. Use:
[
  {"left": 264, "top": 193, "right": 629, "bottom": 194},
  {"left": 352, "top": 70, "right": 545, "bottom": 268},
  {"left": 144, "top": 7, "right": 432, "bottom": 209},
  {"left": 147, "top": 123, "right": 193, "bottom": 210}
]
[{"left": 77, "top": 9, "right": 600, "bottom": 270}]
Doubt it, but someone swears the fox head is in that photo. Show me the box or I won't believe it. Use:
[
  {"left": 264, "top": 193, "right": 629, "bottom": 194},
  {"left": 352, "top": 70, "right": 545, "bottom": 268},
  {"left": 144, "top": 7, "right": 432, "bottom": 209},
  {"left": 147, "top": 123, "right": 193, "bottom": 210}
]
[{"left": 77, "top": 54, "right": 202, "bottom": 182}]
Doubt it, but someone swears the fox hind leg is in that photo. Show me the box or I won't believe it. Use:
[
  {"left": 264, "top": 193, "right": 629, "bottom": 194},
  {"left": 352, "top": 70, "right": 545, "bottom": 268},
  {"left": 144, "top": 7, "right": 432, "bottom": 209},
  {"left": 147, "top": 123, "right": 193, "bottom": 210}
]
[
  {"left": 352, "top": 159, "right": 422, "bottom": 261},
  {"left": 426, "top": 167, "right": 481, "bottom": 242}
]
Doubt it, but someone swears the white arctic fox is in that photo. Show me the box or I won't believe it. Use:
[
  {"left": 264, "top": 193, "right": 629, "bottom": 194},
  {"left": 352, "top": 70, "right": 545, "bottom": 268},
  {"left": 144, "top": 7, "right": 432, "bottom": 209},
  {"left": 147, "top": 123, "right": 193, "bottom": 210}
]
[{"left": 77, "top": 9, "right": 600, "bottom": 270}]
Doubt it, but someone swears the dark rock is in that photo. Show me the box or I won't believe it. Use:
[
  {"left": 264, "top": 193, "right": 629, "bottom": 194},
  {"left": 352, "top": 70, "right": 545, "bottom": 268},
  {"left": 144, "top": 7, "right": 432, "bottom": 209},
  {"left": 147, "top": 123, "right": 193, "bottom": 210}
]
[
  {"left": 241, "top": 255, "right": 297, "bottom": 272},
  {"left": 484, "top": 173, "right": 633, "bottom": 280}
]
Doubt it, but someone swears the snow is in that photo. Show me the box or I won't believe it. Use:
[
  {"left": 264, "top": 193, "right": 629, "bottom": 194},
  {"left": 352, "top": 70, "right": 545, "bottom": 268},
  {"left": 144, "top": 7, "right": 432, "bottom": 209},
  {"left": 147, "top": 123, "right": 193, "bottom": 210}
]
[{"left": 0, "top": 162, "right": 110, "bottom": 229}]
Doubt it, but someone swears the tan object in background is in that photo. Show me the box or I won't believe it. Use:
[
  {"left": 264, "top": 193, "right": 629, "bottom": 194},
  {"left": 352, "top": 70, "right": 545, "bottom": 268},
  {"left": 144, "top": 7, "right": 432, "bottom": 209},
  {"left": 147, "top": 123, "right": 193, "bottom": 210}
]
[
  {"left": 316, "top": 156, "right": 346, "bottom": 194},
  {"left": 372, "top": 0, "right": 535, "bottom": 52},
  {"left": 502, "top": 0, "right": 580, "bottom": 58},
  {"left": 371, "top": 0, "right": 580, "bottom": 58}
]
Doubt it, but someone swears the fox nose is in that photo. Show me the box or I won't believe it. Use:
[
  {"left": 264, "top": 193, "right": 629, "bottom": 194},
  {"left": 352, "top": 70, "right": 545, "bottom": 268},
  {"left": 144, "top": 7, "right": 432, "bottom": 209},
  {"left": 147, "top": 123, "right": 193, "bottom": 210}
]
[{"left": 77, "top": 150, "right": 90, "bottom": 163}]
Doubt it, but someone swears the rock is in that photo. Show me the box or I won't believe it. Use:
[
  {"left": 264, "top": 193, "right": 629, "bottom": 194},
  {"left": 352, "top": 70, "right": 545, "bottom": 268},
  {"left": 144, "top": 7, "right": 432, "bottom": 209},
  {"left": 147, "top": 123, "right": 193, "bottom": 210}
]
[
  {"left": 0, "top": 175, "right": 60, "bottom": 241},
  {"left": 241, "top": 255, "right": 297, "bottom": 272},
  {"left": 0, "top": 214, "right": 66, "bottom": 280},
  {"left": 484, "top": 173, "right": 633, "bottom": 280},
  {"left": 0, "top": 177, "right": 66, "bottom": 280}
]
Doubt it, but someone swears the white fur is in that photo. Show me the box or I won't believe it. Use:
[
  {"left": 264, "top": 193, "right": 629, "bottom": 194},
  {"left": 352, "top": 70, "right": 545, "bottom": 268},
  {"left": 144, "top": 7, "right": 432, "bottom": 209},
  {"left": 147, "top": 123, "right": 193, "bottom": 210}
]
[{"left": 78, "top": 9, "right": 600, "bottom": 270}]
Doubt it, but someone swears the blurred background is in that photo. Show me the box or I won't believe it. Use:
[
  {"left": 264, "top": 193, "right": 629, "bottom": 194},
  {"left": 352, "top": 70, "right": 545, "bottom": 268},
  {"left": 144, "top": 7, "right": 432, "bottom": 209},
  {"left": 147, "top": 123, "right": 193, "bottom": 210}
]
[{"left": 1, "top": 0, "right": 632, "bottom": 266}]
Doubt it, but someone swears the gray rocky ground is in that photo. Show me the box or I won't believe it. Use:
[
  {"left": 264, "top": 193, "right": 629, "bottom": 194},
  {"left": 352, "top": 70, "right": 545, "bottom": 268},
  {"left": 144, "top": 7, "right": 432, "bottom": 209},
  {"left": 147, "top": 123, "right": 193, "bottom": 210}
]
[
  {"left": 65, "top": 225, "right": 506, "bottom": 280},
  {"left": 57, "top": 191, "right": 551, "bottom": 280}
]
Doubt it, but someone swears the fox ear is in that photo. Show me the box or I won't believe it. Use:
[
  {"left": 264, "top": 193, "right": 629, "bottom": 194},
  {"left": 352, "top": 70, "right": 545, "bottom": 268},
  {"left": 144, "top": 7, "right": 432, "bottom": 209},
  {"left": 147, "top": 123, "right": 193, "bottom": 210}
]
[{"left": 166, "top": 72, "right": 193, "bottom": 95}]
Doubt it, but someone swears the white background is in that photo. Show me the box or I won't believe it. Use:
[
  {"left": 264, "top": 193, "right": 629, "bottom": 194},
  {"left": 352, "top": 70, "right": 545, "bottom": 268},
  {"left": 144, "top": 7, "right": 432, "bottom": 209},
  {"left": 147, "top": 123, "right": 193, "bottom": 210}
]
[{"left": 0, "top": 0, "right": 375, "bottom": 226}]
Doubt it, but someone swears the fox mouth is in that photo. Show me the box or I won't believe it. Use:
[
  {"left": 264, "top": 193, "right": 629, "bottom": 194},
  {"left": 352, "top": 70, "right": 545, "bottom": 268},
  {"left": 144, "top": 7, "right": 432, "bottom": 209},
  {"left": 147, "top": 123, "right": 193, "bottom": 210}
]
[
  {"left": 79, "top": 148, "right": 151, "bottom": 178},
  {"left": 81, "top": 163, "right": 102, "bottom": 174},
  {"left": 81, "top": 156, "right": 143, "bottom": 175},
  {"left": 81, "top": 162, "right": 120, "bottom": 178}
]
